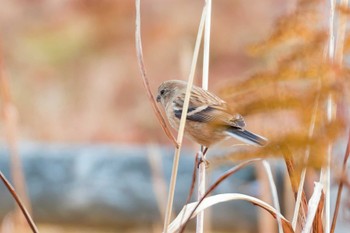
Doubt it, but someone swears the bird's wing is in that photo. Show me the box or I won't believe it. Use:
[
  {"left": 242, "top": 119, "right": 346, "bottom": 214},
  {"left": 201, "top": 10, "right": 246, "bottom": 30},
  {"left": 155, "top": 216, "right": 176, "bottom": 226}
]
[{"left": 172, "top": 87, "right": 245, "bottom": 128}]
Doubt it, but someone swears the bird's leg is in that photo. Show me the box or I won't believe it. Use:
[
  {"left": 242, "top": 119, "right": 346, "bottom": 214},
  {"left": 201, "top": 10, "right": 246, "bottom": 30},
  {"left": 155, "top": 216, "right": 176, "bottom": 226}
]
[
  {"left": 197, "top": 147, "right": 209, "bottom": 168},
  {"left": 203, "top": 147, "right": 208, "bottom": 155}
]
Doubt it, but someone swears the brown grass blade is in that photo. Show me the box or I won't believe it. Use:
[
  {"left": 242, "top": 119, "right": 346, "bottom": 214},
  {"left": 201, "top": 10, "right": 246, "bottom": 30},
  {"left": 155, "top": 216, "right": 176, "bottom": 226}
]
[
  {"left": 169, "top": 193, "right": 294, "bottom": 233},
  {"left": 330, "top": 131, "right": 350, "bottom": 233},
  {"left": 0, "top": 171, "right": 39, "bottom": 233},
  {"left": 303, "top": 182, "right": 323, "bottom": 233},
  {"left": 281, "top": 146, "right": 308, "bottom": 230},
  {"left": 186, "top": 153, "right": 199, "bottom": 204},
  {"left": 135, "top": 0, "right": 178, "bottom": 148},
  {"left": 312, "top": 191, "right": 324, "bottom": 233}
]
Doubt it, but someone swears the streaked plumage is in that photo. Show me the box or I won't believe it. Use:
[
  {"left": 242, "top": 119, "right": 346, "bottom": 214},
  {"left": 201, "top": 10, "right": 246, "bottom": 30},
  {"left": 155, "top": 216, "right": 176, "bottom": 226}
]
[{"left": 156, "top": 80, "right": 267, "bottom": 147}]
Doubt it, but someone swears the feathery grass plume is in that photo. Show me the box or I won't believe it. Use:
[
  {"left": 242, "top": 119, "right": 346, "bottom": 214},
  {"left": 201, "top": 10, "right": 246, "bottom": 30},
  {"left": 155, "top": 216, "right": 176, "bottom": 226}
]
[
  {"left": 213, "top": 0, "right": 347, "bottom": 172},
  {"left": 210, "top": 0, "right": 350, "bottom": 232}
]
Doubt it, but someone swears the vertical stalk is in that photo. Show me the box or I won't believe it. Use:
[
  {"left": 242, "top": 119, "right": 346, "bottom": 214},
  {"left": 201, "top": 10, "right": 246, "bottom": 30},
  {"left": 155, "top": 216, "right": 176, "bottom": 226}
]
[
  {"left": 330, "top": 0, "right": 348, "bottom": 232},
  {"left": 196, "top": 150, "right": 206, "bottom": 233},
  {"left": 196, "top": 1, "right": 211, "bottom": 232},
  {"left": 202, "top": 0, "right": 211, "bottom": 91},
  {"left": 330, "top": 132, "right": 350, "bottom": 232},
  {"left": 322, "top": 0, "right": 342, "bottom": 232},
  {"left": 292, "top": 90, "right": 320, "bottom": 230},
  {"left": 162, "top": 6, "right": 207, "bottom": 232},
  {"left": 262, "top": 161, "right": 283, "bottom": 233},
  {"left": 323, "top": 0, "right": 348, "bottom": 231}
]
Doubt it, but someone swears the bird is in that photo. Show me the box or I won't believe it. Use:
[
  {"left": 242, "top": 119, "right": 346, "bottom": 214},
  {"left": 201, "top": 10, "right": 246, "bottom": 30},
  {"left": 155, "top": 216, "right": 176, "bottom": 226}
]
[{"left": 156, "top": 80, "right": 268, "bottom": 148}]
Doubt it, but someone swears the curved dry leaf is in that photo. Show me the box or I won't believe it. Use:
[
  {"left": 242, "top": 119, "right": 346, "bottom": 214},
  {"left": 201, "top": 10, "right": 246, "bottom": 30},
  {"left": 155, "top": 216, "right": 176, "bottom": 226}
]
[
  {"left": 167, "top": 193, "right": 294, "bottom": 233},
  {"left": 135, "top": 0, "right": 178, "bottom": 147}
]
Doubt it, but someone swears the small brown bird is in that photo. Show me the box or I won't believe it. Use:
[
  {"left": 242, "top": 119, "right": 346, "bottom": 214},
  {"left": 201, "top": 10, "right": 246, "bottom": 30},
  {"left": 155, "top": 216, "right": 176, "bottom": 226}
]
[{"left": 156, "top": 80, "right": 267, "bottom": 148}]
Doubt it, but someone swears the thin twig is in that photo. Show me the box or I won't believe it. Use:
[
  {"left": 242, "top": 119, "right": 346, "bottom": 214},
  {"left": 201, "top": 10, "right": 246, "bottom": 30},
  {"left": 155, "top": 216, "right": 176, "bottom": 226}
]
[
  {"left": 0, "top": 171, "right": 39, "bottom": 233},
  {"left": 135, "top": 0, "right": 178, "bottom": 148},
  {"left": 330, "top": 131, "right": 350, "bottom": 233},
  {"left": 186, "top": 153, "right": 199, "bottom": 204},
  {"left": 178, "top": 153, "right": 199, "bottom": 228},
  {"left": 0, "top": 40, "right": 33, "bottom": 231}
]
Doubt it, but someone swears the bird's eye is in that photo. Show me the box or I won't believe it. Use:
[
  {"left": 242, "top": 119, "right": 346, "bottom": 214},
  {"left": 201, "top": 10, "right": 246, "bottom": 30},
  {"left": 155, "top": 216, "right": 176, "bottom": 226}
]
[{"left": 160, "top": 90, "right": 165, "bottom": 95}]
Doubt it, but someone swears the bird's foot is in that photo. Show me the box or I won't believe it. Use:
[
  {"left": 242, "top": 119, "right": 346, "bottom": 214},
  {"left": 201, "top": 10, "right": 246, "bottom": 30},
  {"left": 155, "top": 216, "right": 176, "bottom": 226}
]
[{"left": 197, "top": 156, "right": 210, "bottom": 168}]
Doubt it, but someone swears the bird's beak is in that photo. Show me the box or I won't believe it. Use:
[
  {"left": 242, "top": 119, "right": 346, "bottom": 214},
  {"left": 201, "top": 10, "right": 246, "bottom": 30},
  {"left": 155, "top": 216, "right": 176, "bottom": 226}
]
[{"left": 156, "top": 95, "right": 161, "bottom": 103}]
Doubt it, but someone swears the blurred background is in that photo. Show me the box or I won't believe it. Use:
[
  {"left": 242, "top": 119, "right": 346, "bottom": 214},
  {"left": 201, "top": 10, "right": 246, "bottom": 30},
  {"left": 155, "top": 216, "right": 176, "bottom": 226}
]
[
  {"left": 0, "top": 0, "right": 291, "bottom": 143},
  {"left": 0, "top": 1, "right": 349, "bottom": 233}
]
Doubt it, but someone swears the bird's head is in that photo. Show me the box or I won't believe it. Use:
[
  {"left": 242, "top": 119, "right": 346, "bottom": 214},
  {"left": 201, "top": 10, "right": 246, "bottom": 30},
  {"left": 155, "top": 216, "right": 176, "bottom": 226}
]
[{"left": 156, "top": 80, "right": 186, "bottom": 107}]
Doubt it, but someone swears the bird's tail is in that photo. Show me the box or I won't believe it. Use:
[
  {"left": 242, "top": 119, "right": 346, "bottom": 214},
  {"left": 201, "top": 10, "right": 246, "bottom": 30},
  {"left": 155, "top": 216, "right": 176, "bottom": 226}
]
[{"left": 226, "top": 127, "right": 268, "bottom": 146}]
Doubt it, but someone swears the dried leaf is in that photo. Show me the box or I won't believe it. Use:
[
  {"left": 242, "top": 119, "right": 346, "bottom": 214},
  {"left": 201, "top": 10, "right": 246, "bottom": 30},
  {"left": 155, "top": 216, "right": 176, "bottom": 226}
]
[{"left": 168, "top": 193, "right": 294, "bottom": 233}]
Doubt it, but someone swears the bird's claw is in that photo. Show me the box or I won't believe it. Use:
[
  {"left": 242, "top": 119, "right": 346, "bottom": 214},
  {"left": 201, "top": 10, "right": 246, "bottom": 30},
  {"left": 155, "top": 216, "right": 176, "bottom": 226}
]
[{"left": 197, "top": 157, "right": 210, "bottom": 168}]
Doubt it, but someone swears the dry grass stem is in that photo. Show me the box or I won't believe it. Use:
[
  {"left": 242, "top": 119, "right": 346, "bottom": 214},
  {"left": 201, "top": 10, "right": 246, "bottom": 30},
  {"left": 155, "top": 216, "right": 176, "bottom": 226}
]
[
  {"left": 312, "top": 192, "right": 325, "bottom": 233},
  {"left": 0, "top": 171, "right": 39, "bottom": 233},
  {"left": 134, "top": 1, "right": 199, "bottom": 230},
  {"left": 262, "top": 160, "right": 283, "bottom": 233},
  {"left": 163, "top": 5, "right": 207, "bottom": 233},
  {"left": 292, "top": 89, "right": 320, "bottom": 230},
  {"left": 321, "top": 0, "right": 347, "bottom": 231},
  {"left": 331, "top": 131, "right": 350, "bottom": 232},
  {"left": 196, "top": 150, "right": 206, "bottom": 233},
  {"left": 186, "top": 154, "right": 199, "bottom": 204},
  {"left": 282, "top": 147, "right": 308, "bottom": 230},
  {"left": 335, "top": 0, "right": 348, "bottom": 64},
  {"left": 135, "top": 0, "right": 178, "bottom": 148},
  {"left": 301, "top": 182, "right": 323, "bottom": 233},
  {"left": 196, "top": 0, "right": 212, "bottom": 232},
  {"left": 178, "top": 153, "right": 199, "bottom": 230},
  {"left": 256, "top": 161, "right": 276, "bottom": 233}
]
